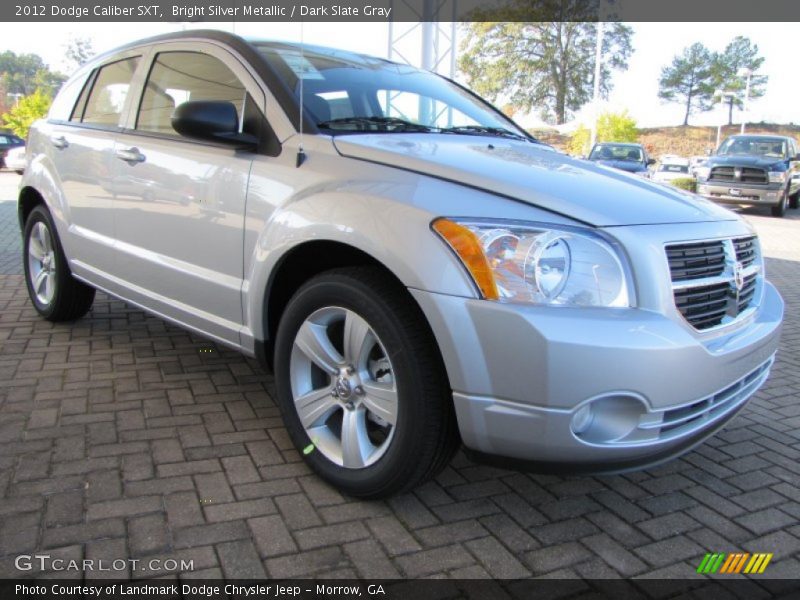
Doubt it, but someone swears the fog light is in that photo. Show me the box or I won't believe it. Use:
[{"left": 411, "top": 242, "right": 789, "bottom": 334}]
[
  {"left": 571, "top": 404, "right": 594, "bottom": 434},
  {"left": 571, "top": 394, "right": 647, "bottom": 444}
]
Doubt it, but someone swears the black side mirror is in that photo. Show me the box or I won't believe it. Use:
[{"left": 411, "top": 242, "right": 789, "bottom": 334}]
[
  {"left": 646, "top": 158, "right": 656, "bottom": 166},
  {"left": 172, "top": 101, "right": 256, "bottom": 148},
  {"left": 794, "top": 153, "right": 800, "bottom": 161}
]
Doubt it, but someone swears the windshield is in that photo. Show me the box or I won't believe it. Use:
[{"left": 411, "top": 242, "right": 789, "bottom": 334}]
[
  {"left": 717, "top": 137, "right": 787, "bottom": 158},
  {"left": 255, "top": 43, "right": 527, "bottom": 137},
  {"left": 589, "top": 144, "right": 643, "bottom": 162}
]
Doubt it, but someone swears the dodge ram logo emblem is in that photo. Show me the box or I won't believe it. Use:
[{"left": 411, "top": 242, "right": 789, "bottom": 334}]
[
  {"left": 734, "top": 168, "right": 743, "bottom": 180},
  {"left": 733, "top": 261, "right": 745, "bottom": 293}
]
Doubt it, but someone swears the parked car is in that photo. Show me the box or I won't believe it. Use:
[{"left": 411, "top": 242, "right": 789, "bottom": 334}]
[
  {"left": 689, "top": 155, "right": 708, "bottom": 177},
  {"left": 652, "top": 158, "right": 691, "bottom": 184},
  {"left": 5, "top": 145, "right": 26, "bottom": 174},
  {"left": 0, "top": 132, "right": 25, "bottom": 169},
  {"left": 18, "top": 31, "right": 783, "bottom": 497},
  {"left": 586, "top": 142, "right": 655, "bottom": 177},
  {"left": 695, "top": 134, "right": 800, "bottom": 217}
]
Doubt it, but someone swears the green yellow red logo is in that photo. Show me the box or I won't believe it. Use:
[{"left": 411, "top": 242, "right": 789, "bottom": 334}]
[{"left": 696, "top": 552, "right": 773, "bottom": 574}]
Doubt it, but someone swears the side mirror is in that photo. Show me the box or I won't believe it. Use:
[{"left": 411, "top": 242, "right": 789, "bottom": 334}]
[
  {"left": 646, "top": 158, "right": 656, "bottom": 166},
  {"left": 171, "top": 101, "right": 256, "bottom": 148},
  {"left": 794, "top": 153, "right": 800, "bottom": 161}
]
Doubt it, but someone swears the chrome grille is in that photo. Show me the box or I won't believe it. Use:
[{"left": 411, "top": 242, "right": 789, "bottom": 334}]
[
  {"left": 709, "top": 166, "right": 768, "bottom": 184},
  {"left": 666, "top": 236, "right": 762, "bottom": 331}
]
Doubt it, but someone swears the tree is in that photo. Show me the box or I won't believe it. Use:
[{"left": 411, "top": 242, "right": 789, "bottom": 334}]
[
  {"left": 459, "top": 17, "right": 633, "bottom": 125},
  {"left": 569, "top": 110, "right": 638, "bottom": 155},
  {"left": 2, "top": 89, "right": 52, "bottom": 138},
  {"left": 658, "top": 43, "right": 716, "bottom": 126},
  {"left": 64, "top": 37, "right": 95, "bottom": 70},
  {"left": 0, "top": 50, "right": 66, "bottom": 96},
  {"left": 710, "top": 36, "right": 767, "bottom": 125}
]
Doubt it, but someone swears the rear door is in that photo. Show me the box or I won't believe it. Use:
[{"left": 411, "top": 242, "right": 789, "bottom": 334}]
[
  {"left": 46, "top": 53, "right": 143, "bottom": 275},
  {"left": 109, "top": 43, "right": 263, "bottom": 346}
]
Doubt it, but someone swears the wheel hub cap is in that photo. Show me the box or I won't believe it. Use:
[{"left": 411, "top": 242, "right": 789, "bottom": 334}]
[{"left": 334, "top": 374, "right": 353, "bottom": 400}]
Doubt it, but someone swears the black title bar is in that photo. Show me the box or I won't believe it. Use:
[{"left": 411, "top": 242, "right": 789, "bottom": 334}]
[{"left": 4, "top": 0, "right": 800, "bottom": 22}]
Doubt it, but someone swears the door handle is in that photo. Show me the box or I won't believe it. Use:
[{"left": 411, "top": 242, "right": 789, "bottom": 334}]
[
  {"left": 115, "top": 147, "right": 146, "bottom": 164},
  {"left": 50, "top": 136, "right": 69, "bottom": 150}
]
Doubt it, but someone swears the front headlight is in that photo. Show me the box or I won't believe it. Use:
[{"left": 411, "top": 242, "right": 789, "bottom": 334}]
[
  {"left": 433, "top": 218, "right": 633, "bottom": 307},
  {"left": 694, "top": 166, "right": 710, "bottom": 180},
  {"left": 769, "top": 171, "right": 787, "bottom": 183}
]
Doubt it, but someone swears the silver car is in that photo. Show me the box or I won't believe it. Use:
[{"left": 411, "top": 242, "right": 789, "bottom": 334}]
[{"left": 18, "top": 31, "right": 783, "bottom": 498}]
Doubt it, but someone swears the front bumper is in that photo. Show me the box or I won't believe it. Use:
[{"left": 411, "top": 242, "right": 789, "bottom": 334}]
[
  {"left": 697, "top": 182, "right": 783, "bottom": 206},
  {"left": 411, "top": 282, "right": 783, "bottom": 471}
]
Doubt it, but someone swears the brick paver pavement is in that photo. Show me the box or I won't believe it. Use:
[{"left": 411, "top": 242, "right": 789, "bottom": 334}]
[{"left": 0, "top": 172, "right": 798, "bottom": 582}]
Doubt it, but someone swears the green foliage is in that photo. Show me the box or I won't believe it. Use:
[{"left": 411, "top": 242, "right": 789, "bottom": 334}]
[
  {"left": 569, "top": 110, "right": 639, "bottom": 155},
  {"left": 710, "top": 36, "right": 767, "bottom": 126},
  {"left": 0, "top": 50, "right": 65, "bottom": 96},
  {"left": 2, "top": 89, "right": 52, "bottom": 139},
  {"left": 669, "top": 177, "right": 697, "bottom": 192},
  {"left": 459, "top": 12, "right": 633, "bottom": 125},
  {"left": 658, "top": 43, "right": 716, "bottom": 126}
]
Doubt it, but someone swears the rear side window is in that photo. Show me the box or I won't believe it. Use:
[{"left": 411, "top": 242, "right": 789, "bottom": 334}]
[
  {"left": 48, "top": 72, "right": 89, "bottom": 122},
  {"left": 136, "top": 52, "right": 245, "bottom": 135},
  {"left": 79, "top": 57, "right": 140, "bottom": 127}
]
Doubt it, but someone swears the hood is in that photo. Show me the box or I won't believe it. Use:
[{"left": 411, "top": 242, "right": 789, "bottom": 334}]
[
  {"left": 332, "top": 134, "right": 737, "bottom": 227},
  {"left": 591, "top": 158, "right": 647, "bottom": 173},
  {"left": 707, "top": 154, "right": 785, "bottom": 169}
]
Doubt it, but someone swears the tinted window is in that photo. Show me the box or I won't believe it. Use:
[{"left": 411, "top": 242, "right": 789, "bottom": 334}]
[
  {"left": 81, "top": 57, "right": 140, "bottom": 126},
  {"left": 136, "top": 52, "right": 245, "bottom": 135},
  {"left": 659, "top": 164, "right": 689, "bottom": 173},
  {"left": 590, "top": 145, "right": 643, "bottom": 162},
  {"left": 718, "top": 137, "right": 787, "bottom": 158}
]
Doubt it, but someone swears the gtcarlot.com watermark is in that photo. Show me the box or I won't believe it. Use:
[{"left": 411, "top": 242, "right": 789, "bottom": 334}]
[{"left": 15, "top": 554, "right": 193, "bottom": 573}]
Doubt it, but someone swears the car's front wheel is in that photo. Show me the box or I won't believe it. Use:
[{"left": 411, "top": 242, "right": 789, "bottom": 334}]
[
  {"left": 23, "top": 205, "right": 95, "bottom": 321},
  {"left": 274, "top": 267, "right": 458, "bottom": 498},
  {"left": 771, "top": 187, "right": 789, "bottom": 217}
]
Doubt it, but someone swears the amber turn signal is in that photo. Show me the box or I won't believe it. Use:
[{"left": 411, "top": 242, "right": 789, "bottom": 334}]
[{"left": 432, "top": 218, "right": 499, "bottom": 300}]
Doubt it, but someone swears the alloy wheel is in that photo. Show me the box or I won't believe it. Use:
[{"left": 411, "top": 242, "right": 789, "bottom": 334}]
[
  {"left": 289, "top": 306, "right": 398, "bottom": 469},
  {"left": 27, "top": 221, "right": 57, "bottom": 305}
]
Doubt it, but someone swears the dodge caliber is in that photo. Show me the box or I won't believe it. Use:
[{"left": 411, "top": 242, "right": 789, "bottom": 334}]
[{"left": 18, "top": 31, "right": 783, "bottom": 497}]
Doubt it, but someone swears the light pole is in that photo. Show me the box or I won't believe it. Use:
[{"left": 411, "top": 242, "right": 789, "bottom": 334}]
[
  {"left": 738, "top": 67, "right": 752, "bottom": 134},
  {"left": 588, "top": 21, "right": 604, "bottom": 153},
  {"left": 714, "top": 90, "right": 736, "bottom": 149}
]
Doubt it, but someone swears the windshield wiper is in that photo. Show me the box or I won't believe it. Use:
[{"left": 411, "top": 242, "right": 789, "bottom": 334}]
[
  {"left": 317, "top": 117, "right": 435, "bottom": 133},
  {"left": 440, "top": 125, "right": 531, "bottom": 142}
]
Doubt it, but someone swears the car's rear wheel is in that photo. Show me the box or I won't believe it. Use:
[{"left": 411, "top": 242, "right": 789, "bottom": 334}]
[
  {"left": 23, "top": 205, "right": 95, "bottom": 321},
  {"left": 274, "top": 267, "right": 458, "bottom": 498}
]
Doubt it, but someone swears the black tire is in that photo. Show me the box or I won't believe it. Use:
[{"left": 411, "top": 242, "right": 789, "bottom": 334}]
[
  {"left": 771, "top": 187, "right": 788, "bottom": 217},
  {"left": 22, "top": 205, "right": 95, "bottom": 321},
  {"left": 274, "top": 266, "right": 459, "bottom": 498},
  {"left": 790, "top": 190, "right": 799, "bottom": 210}
]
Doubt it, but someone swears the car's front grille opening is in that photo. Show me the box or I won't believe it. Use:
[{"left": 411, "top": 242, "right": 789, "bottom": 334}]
[
  {"left": 666, "top": 240, "right": 726, "bottom": 281},
  {"left": 673, "top": 282, "right": 729, "bottom": 329},
  {"left": 709, "top": 166, "right": 768, "bottom": 184},
  {"left": 734, "top": 236, "right": 758, "bottom": 268},
  {"left": 665, "top": 236, "right": 762, "bottom": 331}
]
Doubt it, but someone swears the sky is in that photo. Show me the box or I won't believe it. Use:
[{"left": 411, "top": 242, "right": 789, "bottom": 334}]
[{"left": 0, "top": 21, "right": 797, "bottom": 129}]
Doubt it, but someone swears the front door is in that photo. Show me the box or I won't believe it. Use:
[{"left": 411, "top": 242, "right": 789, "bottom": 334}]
[{"left": 110, "top": 47, "right": 259, "bottom": 346}]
